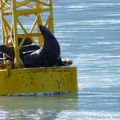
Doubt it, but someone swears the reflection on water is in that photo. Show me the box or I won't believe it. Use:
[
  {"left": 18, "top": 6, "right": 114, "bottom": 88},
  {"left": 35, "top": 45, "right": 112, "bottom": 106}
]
[
  {"left": 0, "top": 92, "right": 78, "bottom": 110},
  {"left": 0, "top": 92, "right": 78, "bottom": 119}
]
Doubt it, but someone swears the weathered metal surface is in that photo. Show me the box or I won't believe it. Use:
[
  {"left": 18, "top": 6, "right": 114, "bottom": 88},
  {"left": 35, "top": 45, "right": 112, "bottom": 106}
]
[{"left": 0, "top": 67, "right": 77, "bottom": 95}]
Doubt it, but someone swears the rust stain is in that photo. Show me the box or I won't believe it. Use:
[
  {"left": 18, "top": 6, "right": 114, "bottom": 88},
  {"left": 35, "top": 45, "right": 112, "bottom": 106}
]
[
  {"left": 51, "top": 75, "right": 53, "bottom": 78},
  {"left": 31, "top": 81, "right": 35, "bottom": 85},
  {"left": 21, "top": 76, "right": 24, "bottom": 78},
  {"left": 55, "top": 80, "right": 60, "bottom": 89},
  {"left": 42, "top": 84, "right": 45, "bottom": 89},
  {"left": 25, "top": 84, "right": 28, "bottom": 88}
]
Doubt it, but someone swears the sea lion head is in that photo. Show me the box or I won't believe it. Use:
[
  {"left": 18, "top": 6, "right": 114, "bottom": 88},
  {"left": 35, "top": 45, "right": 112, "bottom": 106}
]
[{"left": 39, "top": 25, "right": 56, "bottom": 42}]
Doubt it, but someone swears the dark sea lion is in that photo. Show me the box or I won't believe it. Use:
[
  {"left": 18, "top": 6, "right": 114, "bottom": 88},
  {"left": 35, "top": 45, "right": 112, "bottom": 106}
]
[
  {"left": 0, "top": 37, "right": 34, "bottom": 61},
  {"left": 0, "top": 44, "right": 40, "bottom": 59},
  {"left": 0, "top": 45, "right": 14, "bottom": 58},
  {"left": 0, "top": 44, "right": 40, "bottom": 68},
  {"left": 0, "top": 54, "right": 7, "bottom": 61},
  {"left": 56, "top": 57, "right": 66, "bottom": 66},
  {"left": 0, "top": 25, "right": 65, "bottom": 67},
  {"left": 18, "top": 37, "right": 33, "bottom": 46},
  {"left": 8, "top": 37, "right": 33, "bottom": 46},
  {"left": 22, "top": 25, "right": 60, "bottom": 67}
]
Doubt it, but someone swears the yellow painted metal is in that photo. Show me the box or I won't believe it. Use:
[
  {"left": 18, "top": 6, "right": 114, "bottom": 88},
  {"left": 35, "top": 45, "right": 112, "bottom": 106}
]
[
  {"left": 0, "top": 0, "right": 54, "bottom": 68},
  {"left": 0, "top": 67, "right": 77, "bottom": 95},
  {"left": 0, "top": 0, "right": 78, "bottom": 95}
]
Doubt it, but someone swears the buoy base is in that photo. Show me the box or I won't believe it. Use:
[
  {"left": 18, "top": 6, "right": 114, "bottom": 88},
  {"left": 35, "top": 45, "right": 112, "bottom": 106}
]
[{"left": 0, "top": 66, "right": 78, "bottom": 96}]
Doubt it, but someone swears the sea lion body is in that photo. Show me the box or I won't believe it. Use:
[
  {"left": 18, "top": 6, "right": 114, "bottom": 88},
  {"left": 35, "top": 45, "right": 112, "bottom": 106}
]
[
  {"left": 22, "top": 25, "right": 60, "bottom": 67},
  {"left": 0, "top": 37, "right": 34, "bottom": 61},
  {"left": 0, "top": 25, "right": 63, "bottom": 68}
]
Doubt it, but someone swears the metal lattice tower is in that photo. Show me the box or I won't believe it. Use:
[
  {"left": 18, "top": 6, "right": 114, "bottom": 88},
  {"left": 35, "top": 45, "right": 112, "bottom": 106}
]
[{"left": 0, "top": 0, "right": 54, "bottom": 68}]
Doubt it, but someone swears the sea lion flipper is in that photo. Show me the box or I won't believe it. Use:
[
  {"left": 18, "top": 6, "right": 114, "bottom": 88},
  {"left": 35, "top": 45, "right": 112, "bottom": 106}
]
[
  {"left": 0, "top": 45, "right": 15, "bottom": 58},
  {"left": 57, "top": 57, "right": 66, "bottom": 66}
]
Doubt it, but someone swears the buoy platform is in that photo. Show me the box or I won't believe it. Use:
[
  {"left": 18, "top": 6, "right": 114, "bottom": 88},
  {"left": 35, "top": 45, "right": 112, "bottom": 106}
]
[{"left": 0, "top": 0, "right": 78, "bottom": 96}]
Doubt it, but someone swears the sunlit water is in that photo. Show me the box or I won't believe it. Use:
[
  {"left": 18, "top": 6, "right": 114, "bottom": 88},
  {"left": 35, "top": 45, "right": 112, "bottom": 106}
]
[{"left": 0, "top": 0, "right": 120, "bottom": 119}]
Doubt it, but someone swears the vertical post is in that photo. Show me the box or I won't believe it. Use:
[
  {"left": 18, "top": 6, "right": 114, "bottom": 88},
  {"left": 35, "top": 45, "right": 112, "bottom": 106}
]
[
  {"left": 0, "top": 0, "right": 4, "bottom": 44},
  {"left": 49, "top": 0, "right": 54, "bottom": 34},
  {"left": 0, "top": 0, "right": 6, "bottom": 62},
  {"left": 12, "top": 0, "right": 24, "bottom": 68},
  {"left": 36, "top": 0, "right": 43, "bottom": 46}
]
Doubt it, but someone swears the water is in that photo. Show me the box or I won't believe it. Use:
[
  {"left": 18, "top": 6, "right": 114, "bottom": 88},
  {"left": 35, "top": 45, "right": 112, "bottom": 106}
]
[{"left": 0, "top": 0, "right": 120, "bottom": 119}]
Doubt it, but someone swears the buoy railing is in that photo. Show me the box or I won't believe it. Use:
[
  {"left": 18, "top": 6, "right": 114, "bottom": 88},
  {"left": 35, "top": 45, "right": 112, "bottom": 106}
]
[{"left": 0, "top": 0, "right": 54, "bottom": 68}]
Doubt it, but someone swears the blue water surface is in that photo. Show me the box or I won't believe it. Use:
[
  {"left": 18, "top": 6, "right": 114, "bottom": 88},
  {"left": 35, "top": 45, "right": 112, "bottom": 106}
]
[{"left": 0, "top": 0, "right": 120, "bottom": 119}]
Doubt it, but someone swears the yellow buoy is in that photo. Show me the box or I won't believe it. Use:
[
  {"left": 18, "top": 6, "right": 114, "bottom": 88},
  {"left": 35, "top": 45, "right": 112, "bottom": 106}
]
[{"left": 0, "top": 0, "right": 78, "bottom": 96}]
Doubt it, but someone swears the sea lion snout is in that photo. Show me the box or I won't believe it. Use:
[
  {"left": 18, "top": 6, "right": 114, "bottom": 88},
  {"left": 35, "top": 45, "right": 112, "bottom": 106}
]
[
  {"left": 39, "top": 25, "right": 51, "bottom": 36},
  {"left": 39, "top": 25, "right": 45, "bottom": 33}
]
